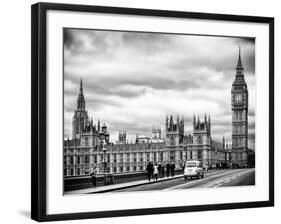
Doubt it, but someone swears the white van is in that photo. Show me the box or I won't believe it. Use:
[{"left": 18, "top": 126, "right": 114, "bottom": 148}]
[{"left": 184, "top": 160, "right": 204, "bottom": 180}]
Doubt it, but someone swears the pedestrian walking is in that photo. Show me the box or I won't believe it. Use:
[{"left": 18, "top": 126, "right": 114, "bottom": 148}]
[
  {"left": 161, "top": 163, "right": 165, "bottom": 178},
  {"left": 166, "top": 162, "right": 170, "bottom": 177},
  {"left": 170, "top": 161, "right": 175, "bottom": 177},
  {"left": 153, "top": 163, "right": 159, "bottom": 181},
  {"left": 146, "top": 162, "right": 153, "bottom": 181},
  {"left": 158, "top": 163, "right": 161, "bottom": 178},
  {"left": 90, "top": 165, "right": 98, "bottom": 187},
  {"left": 181, "top": 161, "right": 185, "bottom": 170}
]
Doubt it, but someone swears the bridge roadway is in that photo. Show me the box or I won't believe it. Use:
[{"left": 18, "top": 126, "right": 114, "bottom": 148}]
[{"left": 113, "top": 168, "right": 255, "bottom": 192}]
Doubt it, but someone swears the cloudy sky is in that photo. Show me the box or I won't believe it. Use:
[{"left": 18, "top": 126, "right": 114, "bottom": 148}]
[{"left": 64, "top": 28, "right": 255, "bottom": 150}]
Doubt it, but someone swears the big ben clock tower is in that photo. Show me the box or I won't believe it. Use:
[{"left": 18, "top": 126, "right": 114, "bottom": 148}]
[{"left": 231, "top": 48, "right": 248, "bottom": 167}]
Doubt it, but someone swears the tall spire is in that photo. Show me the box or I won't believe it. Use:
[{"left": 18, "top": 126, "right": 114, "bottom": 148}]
[
  {"left": 77, "top": 77, "right": 85, "bottom": 110},
  {"left": 208, "top": 114, "right": 211, "bottom": 134},
  {"left": 193, "top": 114, "right": 196, "bottom": 130},
  {"left": 236, "top": 46, "right": 243, "bottom": 71},
  {"left": 90, "top": 117, "right": 93, "bottom": 131},
  {"left": 97, "top": 119, "right": 100, "bottom": 132},
  {"left": 80, "top": 77, "right": 83, "bottom": 91}
]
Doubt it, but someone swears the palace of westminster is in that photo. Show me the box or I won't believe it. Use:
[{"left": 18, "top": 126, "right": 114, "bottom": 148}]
[{"left": 64, "top": 49, "right": 251, "bottom": 177}]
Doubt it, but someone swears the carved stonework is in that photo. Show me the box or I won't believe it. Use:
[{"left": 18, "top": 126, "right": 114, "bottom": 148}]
[{"left": 231, "top": 48, "right": 248, "bottom": 166}]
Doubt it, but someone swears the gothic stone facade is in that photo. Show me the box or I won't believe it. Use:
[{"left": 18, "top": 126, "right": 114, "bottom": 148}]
[
  {"left": 231, "top": 48, "right": 249, "bottom": 167},
  {"left": 64, "top": 50, "right": 249, "bottom": 177},
  {"left": 64, "top": 113, "right": 227, "bottom": 176}
]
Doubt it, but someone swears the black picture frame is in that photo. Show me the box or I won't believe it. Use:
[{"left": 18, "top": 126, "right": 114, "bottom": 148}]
[{"left": 31, "top": 2, "right": 274, "bottom": 222}]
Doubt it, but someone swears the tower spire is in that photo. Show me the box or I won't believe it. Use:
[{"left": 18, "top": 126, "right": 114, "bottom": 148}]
[
  {"left": 97, "top": 119, "right": 100, "bottom": 132},
  {"left": 80, "top": 77, "right": 83, "bottom": 91},
  {"left": 72, "top": 77, "right": 88, "bottom": 140},
  {"left": 193, "top": 114, "right": 196, "bottom": 130},
  {"left": 77, "top": 77, "right": 86, "bottom": 110},
  {"left": 236, "top": 46, "right": 243, "bottom": 71}
]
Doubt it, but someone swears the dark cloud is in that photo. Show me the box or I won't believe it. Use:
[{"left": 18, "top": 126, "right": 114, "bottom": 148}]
[
  {"left": 65, "top": 70, "right": 204, "bottom": 97},
  {"left": 64, "top": 29, "right": 84, "bottom": 51},
  {"left": 64, "top": 29, "right": 117, "bottom": 57},
  {"left": 170, "top": 49, "right": 255, "bottom": 75},
  {"left": 63, "top": 29, "right": 74, "bottom": 48}
]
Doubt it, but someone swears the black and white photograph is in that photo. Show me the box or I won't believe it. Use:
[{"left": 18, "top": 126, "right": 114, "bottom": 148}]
[
  {"left": 63, "top": 28, "right": 255, "bottom": 194},
  {"left": 29, "top": 2, "right": 274, "bottom": 222}
]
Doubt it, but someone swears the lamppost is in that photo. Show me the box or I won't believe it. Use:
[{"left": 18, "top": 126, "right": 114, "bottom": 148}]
[
  {"left": 100, "top": 139, "right": 114, "bottom": 185},
  {"left": 100, "top": 139, "right": 108, "bottom": 185},
  {"left": 100, "top": 139, "right": 107, "bottom": 173}
]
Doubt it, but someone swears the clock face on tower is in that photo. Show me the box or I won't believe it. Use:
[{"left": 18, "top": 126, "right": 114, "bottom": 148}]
[{"left": 235, "top": 94, "right": 243, "bottom": 103}]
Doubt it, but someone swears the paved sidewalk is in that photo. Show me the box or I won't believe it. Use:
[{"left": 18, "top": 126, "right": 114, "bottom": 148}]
[{"left": 65, "top": 174, "right": 184, "bottom": 195}]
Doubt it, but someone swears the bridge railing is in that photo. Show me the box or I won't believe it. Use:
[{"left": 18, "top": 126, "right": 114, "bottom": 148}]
[{"left": 64, "top": 169, "right": 184, "bottom": 191}]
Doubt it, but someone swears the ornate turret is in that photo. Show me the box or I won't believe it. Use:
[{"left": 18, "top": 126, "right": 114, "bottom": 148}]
[
  {"left": 170, "top": 115, "right": 174, "bottom": 130},
  {"left": 208, "top": 114, "right": 211, "bottom": 134},
  {"left": 232, "top": 47, "right": 247, "bottom": 89},
  {"left": 99, "top": 122, "right": 110, "bottom": 143},
  {"left": 193, "top": 114, "right": 196, "bottom": 131},
  {"left": 102, "top": 123, "right": 107, "bottom": 133},
  {"left": 136, "top": 133, "right": 139, "bottom": 144},
  {"left": 72, "top": 77, "right": 89, "bottom": 139},
  {"left": 118, "top": 131, "right": 127, "bottom": 144},
  {"left": 236, "top": 47, "right": 243, "bottom": 71},
  {"left": 192, "top": 114, "right": 212, "bottom": 148},
  {"left": 77, "top": 78, "right": 86, "bottom": 110},
  {"left": 193, "top": 114, "right": 211, "bottom": 135},
  {"left": 97, "top": 119, "right": 100, "bottom": 132},
  {"left": 165, "top": 114, "right": 184, "bottom": 145},
  {"left": 165, "top": 115, "right": 168, "bottom": 131}
]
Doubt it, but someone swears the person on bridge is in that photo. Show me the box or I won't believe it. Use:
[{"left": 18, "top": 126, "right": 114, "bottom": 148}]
[
  {"left": 181, "top": 161, "right": 185, "bottom": 170},
  {"left": 146, "top": 162, "right": 153, "bottom": 181},
  {"left": 153, "top": 163, "right": 159, "bottom": 181},
  {"left": 90, "top": 165, "right": 98, "bottom": 187},
  {"left": 170, "top": 161, "right": 175, "bottom": 177},
  {"left": 161, "top": 163, "right": 165, "bottom": 178},
  {"left": 166, "top": 162, "right": 170, "bottom": 177}
]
